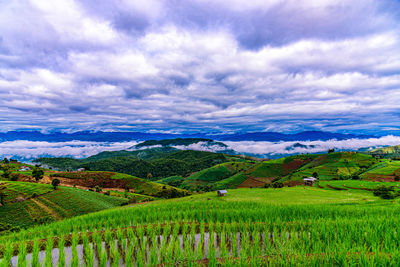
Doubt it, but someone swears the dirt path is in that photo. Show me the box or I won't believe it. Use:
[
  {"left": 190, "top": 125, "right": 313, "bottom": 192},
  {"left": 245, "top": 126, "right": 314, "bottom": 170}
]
[{"left": 30, "top": 198, "right": 61, "bottom": 220}]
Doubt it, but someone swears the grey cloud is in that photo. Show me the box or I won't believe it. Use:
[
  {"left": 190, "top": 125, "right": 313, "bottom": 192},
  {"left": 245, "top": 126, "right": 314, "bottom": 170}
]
[{"left": 0, "top": 1, "right": 399, "bottom": 134}]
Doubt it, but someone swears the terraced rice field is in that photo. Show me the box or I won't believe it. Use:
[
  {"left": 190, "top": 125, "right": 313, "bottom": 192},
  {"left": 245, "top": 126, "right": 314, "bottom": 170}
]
[{"left": 0, "top": 187, "right": 398, "bottom": 266}]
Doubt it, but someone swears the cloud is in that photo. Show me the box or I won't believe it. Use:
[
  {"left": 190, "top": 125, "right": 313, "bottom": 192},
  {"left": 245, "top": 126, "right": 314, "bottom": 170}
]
[
  {"left": 0, "top": 0, "right": 399, "bottom": 134},
  {"left": 0, "top": 140, "right": 137, "bottom": 160},
  {"left": 2, "top": 136, "right": 400, "bottom": 161},
  {"left": 224, "top": 136, "right": 400, "bottom": 155}
]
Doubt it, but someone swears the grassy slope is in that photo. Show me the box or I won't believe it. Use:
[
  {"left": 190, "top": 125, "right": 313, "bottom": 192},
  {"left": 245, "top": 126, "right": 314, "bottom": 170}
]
[
  {"left": 176, "top": 162, "right": 254, "bottom": 190},
  {"left": 282, "top": 152, "right": 377, "bottom": 181},
  {"left": 0, "top": 182, "right": 126, "bottom": 230},
  {"left": 360, "top": 159, "right": 400, "bottom": 180},
  {"left": 246, "top": 155, "right": 317, "bottom": 178}
]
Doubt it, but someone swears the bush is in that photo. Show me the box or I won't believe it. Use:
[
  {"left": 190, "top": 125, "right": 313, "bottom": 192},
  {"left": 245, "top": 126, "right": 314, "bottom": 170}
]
[
  {"left": 373, "top": 185, "right": 399, "bottom": 199},
  {"left": 95, "top": 186, "right": 102, "bottom": 192},
  {"left": 264, "top": 183, "right": 271, "bottom": 188},
  {"left": 51, "top": 178, "right": 60, "bottom": 190},
  {"left": 10, "top": 173, "right": 19, "bottom": 181},
  {"left": 272, "top": 182, "right": 284, "bottom": 188},
  {"left": 395, "top": 175, "right": 400, "bottom": 181},
  {"left": 104, "top": 191, "right": 110, "bottom": 196}
]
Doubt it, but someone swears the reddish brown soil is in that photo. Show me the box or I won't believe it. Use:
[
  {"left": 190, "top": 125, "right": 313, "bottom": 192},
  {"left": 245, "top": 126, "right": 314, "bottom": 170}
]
[
  {"left": 364, "top": 173, "right": 395, "bottom": 182},
  {"left": 283, "top": 158, "right": 312, "bottom": 173},
  {"left": 237, "top": 177, "right": 266, "bottom": 188}
]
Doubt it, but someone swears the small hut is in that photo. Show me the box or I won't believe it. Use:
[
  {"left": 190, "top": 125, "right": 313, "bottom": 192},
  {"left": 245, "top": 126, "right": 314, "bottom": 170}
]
[
  {"left": 303, "top": 177, "right": 317, "bottom": 186},
  {"left": 217, "top": 190, "right": 227, "bottom": 197}
]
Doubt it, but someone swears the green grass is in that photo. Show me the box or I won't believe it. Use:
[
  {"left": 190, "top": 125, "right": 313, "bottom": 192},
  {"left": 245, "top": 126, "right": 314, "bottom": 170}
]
[
  {"left": 107, "top": 191, "right": 155, "bottom": 202},
  {"left": 318, "top": 180, "right": 400, "bottom": 190},
  {"left": 213, "top": 172, "right": 249, "bottom": 189},
  {"left": 178, "top": 162, "right": 253, "bottom": 190}
]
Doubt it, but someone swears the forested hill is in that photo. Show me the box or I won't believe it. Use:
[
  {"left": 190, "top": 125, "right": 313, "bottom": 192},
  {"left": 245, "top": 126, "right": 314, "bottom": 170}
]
[
  {"left": 133, "top": 138, "right": 228, "bottom": 149},
  {"left": 35, "top": 149, "right": 228, "bottom": 179}
]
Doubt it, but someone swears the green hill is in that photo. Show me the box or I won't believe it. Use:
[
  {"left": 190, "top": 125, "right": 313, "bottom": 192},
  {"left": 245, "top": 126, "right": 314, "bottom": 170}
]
[
  {"left": 179, "top": 161, "right": 254, "bottom": 191},
  {"left": 368, "top": 145, "right": 400, "bottom": 159},
  {"left": 35, "top": 149, "right": 228, "bottom": 179},
  {"left": 0, "top": 181, "right": 127, "bottom": 231}
]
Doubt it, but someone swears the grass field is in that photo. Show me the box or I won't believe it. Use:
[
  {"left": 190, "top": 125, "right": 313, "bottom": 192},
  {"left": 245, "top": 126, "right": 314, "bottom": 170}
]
[{"left": 1, "top": 186, "right": 399, "bottom": 266}]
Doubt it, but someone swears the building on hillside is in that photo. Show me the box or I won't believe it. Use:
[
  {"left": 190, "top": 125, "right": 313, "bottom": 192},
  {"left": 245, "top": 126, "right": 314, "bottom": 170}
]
[
  {"left": 217, "top": 190, "right": 227, "bottom": 197},
  {"left": 77, "top": 168, "right": 85, "bottom": 172},
  {"left": 303, "top": 177, "right": 317, "bottom": 186},
  {"left": 19, "top": 166, "right": 31, "bottom": 171}
]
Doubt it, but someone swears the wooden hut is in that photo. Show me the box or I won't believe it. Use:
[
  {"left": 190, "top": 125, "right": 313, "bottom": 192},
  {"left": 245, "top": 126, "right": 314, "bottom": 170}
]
[
  {"left": 303, "top": 177, "right": 317, "bottom": 186},
  {"left": 217, "top": 190, "right": 227, "bottom": 197}
]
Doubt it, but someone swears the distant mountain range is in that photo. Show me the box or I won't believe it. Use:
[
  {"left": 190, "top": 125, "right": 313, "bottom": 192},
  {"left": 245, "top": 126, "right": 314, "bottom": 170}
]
[{"left": 0, "top": 130, "right": 376, "bottom": 142}]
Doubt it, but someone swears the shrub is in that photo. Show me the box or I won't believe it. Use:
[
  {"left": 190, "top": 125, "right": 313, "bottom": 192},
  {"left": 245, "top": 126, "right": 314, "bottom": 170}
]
[
  {"left": 10, "top": 173, "right": 19, "bottom": 181},
  {"left": 272, "top": 182, "right": 284, "bottom": 188},
  {"left": 95, "top": 186, "right": 102, "bottom": 192},
  {"left": 52, "top": 179, "right": 60, "bottom": 190},
  {"left": 373, "top": 185, "right": 399, "bottom": 199},
  {"left": 104, "top": 191, "right": 110, "bottom": 196},
  {"left": 395, "top": 175, "right": 400, "bottom": 181}
]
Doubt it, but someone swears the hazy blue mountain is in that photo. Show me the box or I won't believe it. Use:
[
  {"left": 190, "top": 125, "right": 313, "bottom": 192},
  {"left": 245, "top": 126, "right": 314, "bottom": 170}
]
[{"left": 0, "top": 130, "right": 376, "bottom": 142}]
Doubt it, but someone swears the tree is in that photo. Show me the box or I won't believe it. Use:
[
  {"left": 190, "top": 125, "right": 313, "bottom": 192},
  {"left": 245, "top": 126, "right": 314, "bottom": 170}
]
[
  {"left": 32, "top": 167, "right": 44, "bottom": 182},
  {"left": 312, "top": 172, "right": 318, "bottom": 178},
  {"left": 0, "top": 191, "right": 5, "bottom": 206},
  {"left": 3, "top": 158, "right": 9, "bottom": 164},
  {"left": 328, "top": 149, "right": 335, "bottom": 153},
  {"left": 372, "top": 185, "right": 399, "bottom": 199},
  {"left": 147, "top": 173, "right": 153, "bottom": 180},
  {"left": 1, "top": 164, "right": 12, "bottom": 179},
  {"left": 51, "top": 179, "right": 60, "bottom": 190}
]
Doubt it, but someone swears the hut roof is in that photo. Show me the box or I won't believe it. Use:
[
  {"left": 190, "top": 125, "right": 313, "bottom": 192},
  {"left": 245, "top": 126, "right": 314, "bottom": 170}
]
[
  {"left": 217, "top": 190, "right": 227, "bottom": 194},
  {"left": 303, "top": 177, "right": 317, "bottom": 181}
]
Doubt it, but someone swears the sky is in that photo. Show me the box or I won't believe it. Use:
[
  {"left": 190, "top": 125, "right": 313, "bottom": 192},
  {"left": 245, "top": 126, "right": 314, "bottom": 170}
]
[{"left": 1, "top": 0, "right": 400, "bottom": 134}]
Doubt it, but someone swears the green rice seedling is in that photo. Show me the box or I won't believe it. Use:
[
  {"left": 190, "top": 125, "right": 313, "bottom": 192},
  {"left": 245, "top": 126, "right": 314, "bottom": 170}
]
[
  {"left": 1, "top": 242, "right": 13, "bottom": 267},
  {"left": 45, "top": 237, "right": 53, "bottom": 267},
  {"left": 71, "top": 233, "right": 79, "bottom": 267},
  {"left": 125, "top": 239, "right": 134, "bottom": 267},
  {"left": 17, "top": 242, "right": 27, "bottom": 267},
  {"left": 58, "top": 235, "right": 65, "bottom": 267},
  {"left": 31, "top": 239, "right": 40, "bottom": 267},
  {"left": 83, "top": 234, "right": 94, "bottom": 266}
]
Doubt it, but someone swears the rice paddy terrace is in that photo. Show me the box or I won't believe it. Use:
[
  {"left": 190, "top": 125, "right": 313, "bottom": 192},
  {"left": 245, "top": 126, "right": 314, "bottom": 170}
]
[
  {"left": 1, "top": 186, "right": 400, "bottom": 266},
  {"left": 0, "top": 181, "right": 127, "bottom": 230}
]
